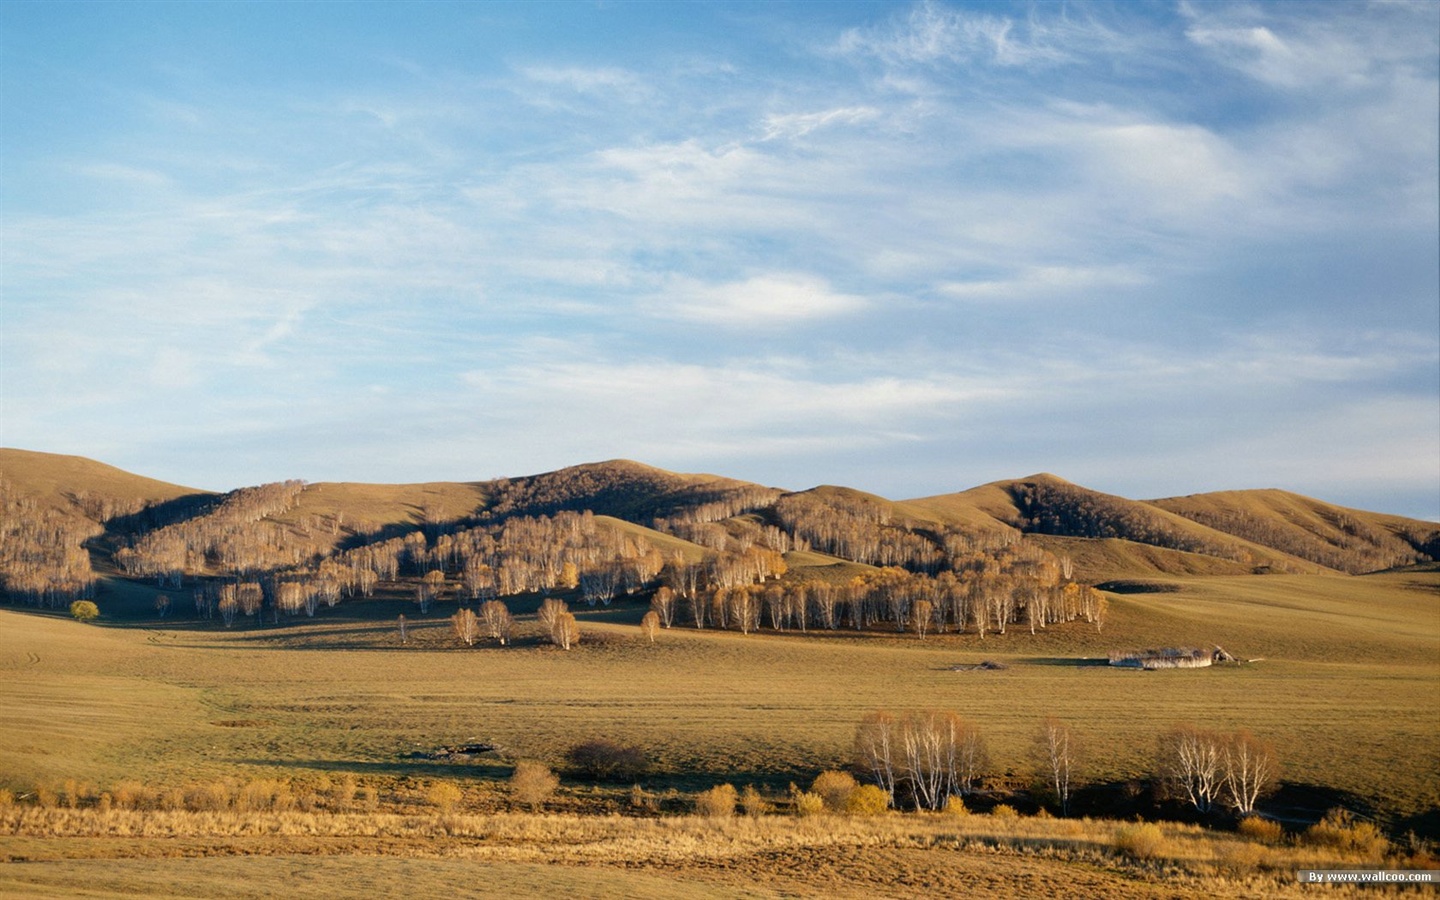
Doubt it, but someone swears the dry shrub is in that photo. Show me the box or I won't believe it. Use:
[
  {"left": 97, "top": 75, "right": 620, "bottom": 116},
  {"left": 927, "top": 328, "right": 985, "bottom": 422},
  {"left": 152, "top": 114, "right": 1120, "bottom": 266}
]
[
  {"left": 1114, "top": 822, "right": 1168, "bottom": 859},
  {"left": 236, "top": 778, "right": 293, "bottom": 813},
  {"left": 34, "top": 786, "right": 58, "bottom": 809},
  {"left": 848, "top": 784, "right": 891, "bottom": 817},
  {"left": 95, "top": 792, "right": 112, "bottom": 813},
  {"left": 61, "top": 778, "right": 86, "bottom": 809},
  {"left": 740, "top": 785, "right": 770, "bottom": 818},
  {"left": 185, "top": 781, "right": 231, "bottom": 812},
  {"left": 695, "top": 784, "right": 738, "bottom": 818},
  {"left": 810, "top": 770, "right": 856, "bottom": 813},
  {"left": 0, "top": 789, "right": 12, "bottom": 809},
  {"left": 1304, "top": 809, "right": 1389, "bottom": 861},
  {"left": 939, "top": 795, "right": 967, "bottom": 817},
  {"left": 1237, "top": 815, "right": 1284, "bottom": 845},
  {"left": 111, "top": 781, "right": 148, "bottom": 810},
  {"left": 510, "top": 761, "right": 559, "bottom": 807},
  {"left": 161, "top": 787, "right": 187, "bottom": 811},
  {"left": 628, "top": 784, "right": 655, "bottom": 812},
  {"left": 989, "top": 803, "right": 1019, "bottom": 820},
  {"left": 791, "top": 790, "right": 825, "bottom": 818},
  {"left": 1216, "top": 839, "right": 1265, "bottom": 875},
  {"left": 358, "top": 785, "right": 379, "bottom": 812},
  {"left": 565, "top": 739, "right": 647, "bottom": 782},
  {"left": 426, "top": 781, "right": 463, "bottom": 813},
  {"left": 331, "top": 774, "right": 358, "bottom": 812}
]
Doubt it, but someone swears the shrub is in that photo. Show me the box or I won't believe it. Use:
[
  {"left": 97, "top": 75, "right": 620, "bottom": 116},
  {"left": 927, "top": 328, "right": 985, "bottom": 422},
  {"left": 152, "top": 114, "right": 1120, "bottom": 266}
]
[
  {"left": 1216, "top": 839, "right": 1265, "bottom": 875},
  {"left": 69, "top": 600, "right": 99, "bottom": 622},
  {"left": 810, "top": 770, "right": 856, "bottom": 813},
  {"left": 791, "top": 790, "right": 825, "bottom": 818},
  {"left": 331, "top": 774, "right": 358, "bottom": 811},
  {"left": 186, "top": 781, "right": 232, "bottom": 812},
  {"left": 426, "top": 781, "right": 463, "bottom": 813},
  {"left": 990, "top": 803, "right": 1019, "bottom": 820},
  {"left": 1114, "top": 822, "right": 1168, "bottom": 859},
  {"left": 1304, "top": 809, "right": 1389, "bottom": 861},
  {"left": 564, "top": 739, "right": 647, "bottom": 782},
  {"left": 111, "top": 780, "right": 148, "bottom": 810},
  {"left": 1237, "top": 815, "right": 1284, "bottom": 845},
  {"left": 740, "top": 785, "right": 770, "bottom": 818},
  {"left": 940, "top": 795, "right": 968, "bottom": 817},
  {"left": 510, "top": 760, "right": 559, "bottom": 807},
  {"left": 695, "top": 783, "right": 738, "bottom": 818},
  {"left": 628, "top": 784, "right": 655, "bottom": 811},
  {"left": 847, "top": 784, "right": 891, "bottom": 817}
]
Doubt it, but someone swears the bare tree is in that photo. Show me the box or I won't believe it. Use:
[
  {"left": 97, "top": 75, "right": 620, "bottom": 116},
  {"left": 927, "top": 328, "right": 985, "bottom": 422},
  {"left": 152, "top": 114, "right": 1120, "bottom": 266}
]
[
  {"left": 1161, "top": 724, "right": 1223, "bottom": 813},
  {"left": 854, "top": 710, "right": 899, "bottom": 807},
  {"left": 397, "top": 614, "right": 408, "bottom": 644},
  {"left": 911, "top": 598, "right": 933, "bottom": 639},
  {"left": 451, "top": 607, "right": 480, "bottom": 646},
  {"left": 650, "top": 586, "right": 676, "bottom": 628},
  {"left": 1035, "top": 717, "right": 1080, "bottom": 816},
  {"left": 537, "top": 597, "right": 566, "bottom": 639},
  {"left": 1222, "top": 730, "right": 1277, "bottom": 815},
  {"left": 479, "top": 599, "right": 513, "bottom": 645},
  {"left": 554, "top": 611, "right": 579, "bottom": 651},
  {"left": 640, "top": 609, "right": 660, "bottom": 643}
]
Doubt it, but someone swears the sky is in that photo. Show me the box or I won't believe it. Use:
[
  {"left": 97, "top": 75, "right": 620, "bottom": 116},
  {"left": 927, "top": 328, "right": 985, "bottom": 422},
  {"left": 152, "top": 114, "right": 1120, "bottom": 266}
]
[{"left": 1, "top": 1, "right": 1437, "bottom": 520}]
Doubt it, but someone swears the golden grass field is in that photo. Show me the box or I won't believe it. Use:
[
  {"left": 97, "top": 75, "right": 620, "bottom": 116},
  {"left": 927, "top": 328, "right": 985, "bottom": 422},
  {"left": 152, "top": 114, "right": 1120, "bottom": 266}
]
[{"left": 0, "top": 565, "right": 1436, "bottom": 897}]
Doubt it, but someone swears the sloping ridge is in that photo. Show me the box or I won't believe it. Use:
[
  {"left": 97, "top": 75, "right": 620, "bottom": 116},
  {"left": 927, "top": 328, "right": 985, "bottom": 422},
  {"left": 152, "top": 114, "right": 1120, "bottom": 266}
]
[
  {"left": 483, "top": 459, "right": 779, "bottom": 522},
  {"left": 905, "top": 474, "right": 1334, "bottom": 576},
  {"left": 1150, "top": 488, "right": 1440, "bottom": 574},
  {"left": 0, "top": 448, "right": 207, "bottom": 519}
]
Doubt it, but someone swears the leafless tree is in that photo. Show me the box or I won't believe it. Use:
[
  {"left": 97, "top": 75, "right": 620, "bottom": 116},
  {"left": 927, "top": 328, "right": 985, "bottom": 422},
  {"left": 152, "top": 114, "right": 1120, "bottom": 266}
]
[
  {"left": 650, "top": 586, "right": 676, "bottom": 628},
  {"left": 855, "top": 710, "right": 899, "bottom": 806},
  {"left": 1036, "top": 717, "right": 1079, "bottom": 816},
  {"left": 479, "top": 599, "right": 513, "bottom": 645},
  {"left": 640, "top": 610, "right": 660, "bottom": 643},
  {"left": 537, "top": 597, "right": 566, "bottom": 640},
  {"left": 1161, "top": 724, "right": 1223, "bottom": 813},
  {"left": 554, "top": 611, "right": 580, "bottom": 651},
  {"left": 1222, "top": 730, "right": 1278, "bottom": 815},
  {"left": 911, "top": 598, "right": 933, "bottom": 639},
  {"left": 452, "top": 607, "right": 480, "bottom": 646}
]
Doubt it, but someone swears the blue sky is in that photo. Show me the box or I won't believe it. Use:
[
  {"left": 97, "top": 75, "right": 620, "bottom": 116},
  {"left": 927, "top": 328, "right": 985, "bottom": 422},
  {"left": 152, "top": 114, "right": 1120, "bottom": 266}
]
[{"left": 2, "top": 1, "right": 1437, "bottom": 519}]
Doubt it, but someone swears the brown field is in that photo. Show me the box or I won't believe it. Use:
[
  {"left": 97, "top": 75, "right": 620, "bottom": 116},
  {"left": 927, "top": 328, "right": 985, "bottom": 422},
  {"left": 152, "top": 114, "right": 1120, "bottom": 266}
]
[{"left": 1, "top": 565, "right": 1436, "bottom": 897}]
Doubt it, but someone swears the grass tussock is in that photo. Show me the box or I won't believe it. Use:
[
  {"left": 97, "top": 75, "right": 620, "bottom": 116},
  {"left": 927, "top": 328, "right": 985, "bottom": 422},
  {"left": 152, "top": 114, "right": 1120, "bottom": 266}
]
[{"left": 1113, "top": 822, "right": 1168, "bottom": 859}]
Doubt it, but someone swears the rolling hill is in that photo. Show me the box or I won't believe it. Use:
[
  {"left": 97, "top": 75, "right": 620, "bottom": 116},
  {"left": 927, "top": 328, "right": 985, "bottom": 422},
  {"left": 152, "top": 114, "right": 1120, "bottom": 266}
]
[{"left": 2, "top": 448, "right": 1437, "bottom": 613}]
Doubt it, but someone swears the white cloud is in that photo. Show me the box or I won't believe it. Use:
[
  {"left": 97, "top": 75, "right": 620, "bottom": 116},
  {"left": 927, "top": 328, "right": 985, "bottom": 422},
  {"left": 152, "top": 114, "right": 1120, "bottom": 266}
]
[
  {"left": 834, "top": 0, "right": 1128, "bottom": 69},
  {"left": 657, "top": 273, "right": 868, "bottom": 326},
  {"left": 939, "top": 264, "right": 1149, "bottom": 302},
  {"left": 761, "top": 106, "right": 879, "bottom": 141},
  {"left": 1184, "top": 1, "right": 1439, "bottom": 90}
]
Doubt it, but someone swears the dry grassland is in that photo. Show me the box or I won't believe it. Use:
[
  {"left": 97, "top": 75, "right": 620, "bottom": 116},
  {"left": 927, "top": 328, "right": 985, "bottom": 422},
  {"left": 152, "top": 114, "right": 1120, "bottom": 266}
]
[
  {"left": 1, "top": 807, "right": 1427, "bottom": 899},
  {"left": 0, "top": 569, "right": 1435, "bottom": 896}
]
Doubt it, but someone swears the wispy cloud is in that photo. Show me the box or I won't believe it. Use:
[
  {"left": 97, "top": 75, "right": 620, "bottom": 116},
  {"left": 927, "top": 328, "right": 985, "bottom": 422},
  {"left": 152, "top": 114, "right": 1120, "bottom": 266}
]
[
  {"left": 656, "top": 273, "right": 868, "bottom": 326},
  {"left": 834, "top": 0, "right": 1125, "bottom": 69},
  {"left": 1, "top": 1, "right": 1434, "bottom": 517}
]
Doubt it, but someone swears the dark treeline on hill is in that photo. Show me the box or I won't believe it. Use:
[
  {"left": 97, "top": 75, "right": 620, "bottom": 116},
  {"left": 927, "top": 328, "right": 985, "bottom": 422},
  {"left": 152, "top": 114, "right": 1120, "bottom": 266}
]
[{"left": 1, "top": 449, "right": 1436, "bottom": 630}]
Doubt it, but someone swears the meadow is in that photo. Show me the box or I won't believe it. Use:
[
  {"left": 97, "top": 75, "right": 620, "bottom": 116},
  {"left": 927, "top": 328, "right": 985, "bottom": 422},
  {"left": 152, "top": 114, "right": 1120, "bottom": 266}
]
[{"left": 0, "top": 566, "right": 1435, "bottom": 896}]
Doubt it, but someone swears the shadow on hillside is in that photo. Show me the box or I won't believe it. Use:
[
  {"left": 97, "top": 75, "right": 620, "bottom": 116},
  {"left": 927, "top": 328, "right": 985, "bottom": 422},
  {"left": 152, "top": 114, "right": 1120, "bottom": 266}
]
[{"left": 1017, "top": 657, "right": 1110, "bottom": 667}]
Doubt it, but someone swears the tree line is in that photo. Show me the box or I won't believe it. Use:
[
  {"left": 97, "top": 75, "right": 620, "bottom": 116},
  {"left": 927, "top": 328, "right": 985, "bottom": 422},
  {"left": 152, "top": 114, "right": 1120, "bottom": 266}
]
[{"left": 855, "top": 710, "right": 1277, "bottom": 819}]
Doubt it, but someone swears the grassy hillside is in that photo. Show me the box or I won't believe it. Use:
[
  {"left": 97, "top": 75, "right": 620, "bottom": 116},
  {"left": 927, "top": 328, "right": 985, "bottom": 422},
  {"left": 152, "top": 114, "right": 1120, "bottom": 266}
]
[
  {"left": 0, "top": 447, "right": 207, "bottom": 517},
  {"left": 1151, "top": 489, "right": 1440, "bottom": 574}
]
